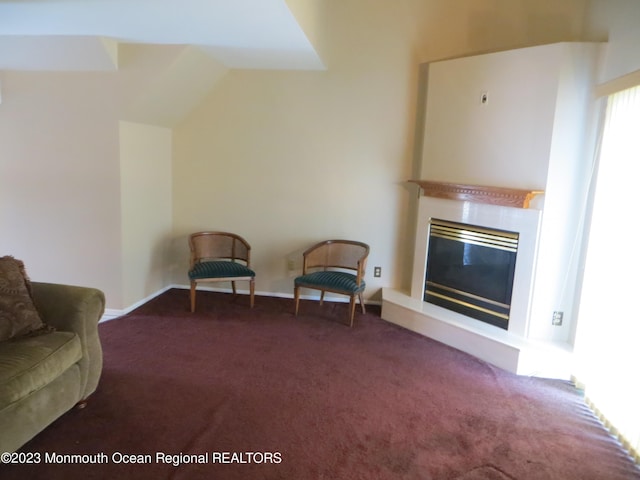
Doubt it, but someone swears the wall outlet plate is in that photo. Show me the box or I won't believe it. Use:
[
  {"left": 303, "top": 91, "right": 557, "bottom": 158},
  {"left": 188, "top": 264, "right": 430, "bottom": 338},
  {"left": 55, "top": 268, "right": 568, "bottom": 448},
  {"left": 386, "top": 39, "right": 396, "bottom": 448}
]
[{"left": 552, "top": 311, "right": 563, "bottom": 326}]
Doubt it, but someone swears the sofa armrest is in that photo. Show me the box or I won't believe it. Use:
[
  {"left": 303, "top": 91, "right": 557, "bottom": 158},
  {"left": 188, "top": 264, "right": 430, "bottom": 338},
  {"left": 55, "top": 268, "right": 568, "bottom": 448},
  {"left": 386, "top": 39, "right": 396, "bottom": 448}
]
[{"left": 30, "top": 282, "right": 105, "bottom": 399}]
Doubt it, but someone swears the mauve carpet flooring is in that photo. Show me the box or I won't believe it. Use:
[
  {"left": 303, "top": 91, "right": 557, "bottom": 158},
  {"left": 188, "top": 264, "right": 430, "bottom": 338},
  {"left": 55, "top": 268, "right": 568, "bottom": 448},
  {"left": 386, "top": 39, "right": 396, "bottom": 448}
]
[{"left": 3, "top": 289, "right": 640, "bottom": 480}]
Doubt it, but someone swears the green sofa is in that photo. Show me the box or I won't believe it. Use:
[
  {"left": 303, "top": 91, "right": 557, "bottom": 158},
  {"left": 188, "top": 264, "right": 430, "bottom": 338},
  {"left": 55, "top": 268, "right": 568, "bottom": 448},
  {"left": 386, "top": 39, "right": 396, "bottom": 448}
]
[{"left": 0, "top": 282, "right": 105, "bottom": 453}]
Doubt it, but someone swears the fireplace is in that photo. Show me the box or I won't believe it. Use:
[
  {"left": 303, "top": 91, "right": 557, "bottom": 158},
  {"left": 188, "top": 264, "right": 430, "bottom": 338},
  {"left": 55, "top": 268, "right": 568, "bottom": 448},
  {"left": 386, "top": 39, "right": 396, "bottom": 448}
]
[
  {"left": 424, "top": 219, "right": 518, "bottom": 330},
  {"left": 380, "top": 183, "right": 577, "bottom": 378}
]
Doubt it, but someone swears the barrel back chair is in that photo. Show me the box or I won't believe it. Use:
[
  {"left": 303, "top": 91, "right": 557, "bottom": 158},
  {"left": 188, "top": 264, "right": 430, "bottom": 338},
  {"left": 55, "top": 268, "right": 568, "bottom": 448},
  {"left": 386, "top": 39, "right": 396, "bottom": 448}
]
[
  {"left": 294, "top": 239, "right": 369, "bottom": 327},
  {"left": 188, "top": 232, "right": 255, "bottom": 311}
]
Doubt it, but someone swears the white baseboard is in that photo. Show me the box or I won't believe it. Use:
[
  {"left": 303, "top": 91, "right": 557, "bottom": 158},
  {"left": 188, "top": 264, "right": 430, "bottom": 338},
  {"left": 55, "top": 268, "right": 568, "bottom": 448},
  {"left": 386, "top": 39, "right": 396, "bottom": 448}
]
[
  {"left": 101, "top": 284, "right": 380, "bottom": 322},
  {"left": 99, "top": 285, "right": 174, "bottom": 323},
  {"left": 100, "top": 309, "right": 124, "bottom": 323},
  {"left": 172, "top": 284, "right": 381, "bottom": 305}
]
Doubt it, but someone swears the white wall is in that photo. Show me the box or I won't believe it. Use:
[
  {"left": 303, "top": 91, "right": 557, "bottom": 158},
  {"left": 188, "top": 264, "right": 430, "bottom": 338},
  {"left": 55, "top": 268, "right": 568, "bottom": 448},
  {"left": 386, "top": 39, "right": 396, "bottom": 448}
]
[
  {"left": 171, "top": 1, "right": 421, "bottom": 301},
  {"left": 528, "top": 43, "right": 601, "bottom": 342},
  {"left": 0, "top": 72, "right": 123, "bottom": 305},
  {"left": 0, "top": 45, "right": 221, "bottom": 311},
  {"left": 420, "top": 44, "right": 563, "bottom": 191},
  {"left": 119, "top": 121, "right": 173, "bottom": 308}
]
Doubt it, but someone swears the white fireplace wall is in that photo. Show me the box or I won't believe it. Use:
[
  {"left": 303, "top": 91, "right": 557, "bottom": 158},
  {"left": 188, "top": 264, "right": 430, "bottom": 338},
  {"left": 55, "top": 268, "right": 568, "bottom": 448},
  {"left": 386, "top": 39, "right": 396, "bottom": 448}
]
[
  {"left": 420, "top": 44, "right": 560, "bottom": 191},
  {"left": 528, "top": 44, "right": 603, "bottom": 342},
  {"left": 417, "top": 42, "right": 602, "bottom": 346}
]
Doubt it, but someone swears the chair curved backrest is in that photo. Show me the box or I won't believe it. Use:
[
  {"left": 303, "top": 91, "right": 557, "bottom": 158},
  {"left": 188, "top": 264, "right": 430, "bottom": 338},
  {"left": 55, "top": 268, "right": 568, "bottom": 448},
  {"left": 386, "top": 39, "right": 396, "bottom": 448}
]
[
  {"left": 302, "top": 240, "right": 369, "bottom": 284},
  {"left": 189, "top": 231, "right": 251, "bottom": 267}
]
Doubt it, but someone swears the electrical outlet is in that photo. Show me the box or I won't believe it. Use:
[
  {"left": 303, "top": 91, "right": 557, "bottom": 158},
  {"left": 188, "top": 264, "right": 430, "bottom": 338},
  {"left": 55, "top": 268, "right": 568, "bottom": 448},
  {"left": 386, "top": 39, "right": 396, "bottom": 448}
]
[
  {"left": 286, "top": 259, "right": 295, "bottom": 271},
  {"left": 373, "top": 266, "right": 381, "bottom": 278},
  {"left": 552, "top": 311, "right": 563, "bottom": 326},
  {"left": 480, "top": 91, "right": 489, "bottom": 105}
]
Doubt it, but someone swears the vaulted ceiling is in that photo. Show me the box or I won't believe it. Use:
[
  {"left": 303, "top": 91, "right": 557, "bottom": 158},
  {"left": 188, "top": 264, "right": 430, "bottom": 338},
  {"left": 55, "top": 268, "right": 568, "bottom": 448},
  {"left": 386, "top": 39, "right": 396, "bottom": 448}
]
[{"left": 0, "top": 0, "right": 324, "bottom": 71}]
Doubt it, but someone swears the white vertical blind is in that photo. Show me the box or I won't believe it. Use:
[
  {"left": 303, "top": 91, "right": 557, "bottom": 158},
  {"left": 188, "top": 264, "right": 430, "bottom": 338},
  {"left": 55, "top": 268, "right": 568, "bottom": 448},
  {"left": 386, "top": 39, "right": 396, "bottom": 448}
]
[{"left": 574, "top": 84, "right": 640, "bottom": 463}]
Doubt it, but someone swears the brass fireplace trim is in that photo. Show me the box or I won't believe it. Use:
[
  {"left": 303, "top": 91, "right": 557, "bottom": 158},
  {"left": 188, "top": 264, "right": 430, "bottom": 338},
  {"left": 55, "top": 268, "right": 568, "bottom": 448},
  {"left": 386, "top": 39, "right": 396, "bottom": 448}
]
[
  {"left": 425, "top": 290, "right": 510, "bottom": 321},
  {"left": 430, "top": 219, "right": 519, "bottom": 252},
  {"left": 426, "top": 281, "right": 511, "bottom": 310},
  {"left": 410, "top": 180, "right": 544, "bottom": 209}
]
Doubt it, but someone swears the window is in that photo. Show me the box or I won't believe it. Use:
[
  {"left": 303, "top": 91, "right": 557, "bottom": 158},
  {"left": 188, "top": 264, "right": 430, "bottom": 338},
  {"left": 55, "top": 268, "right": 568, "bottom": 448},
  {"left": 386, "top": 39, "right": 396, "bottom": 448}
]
[{"left": 574, "top": 84, "right": 640, "bottom": 463}]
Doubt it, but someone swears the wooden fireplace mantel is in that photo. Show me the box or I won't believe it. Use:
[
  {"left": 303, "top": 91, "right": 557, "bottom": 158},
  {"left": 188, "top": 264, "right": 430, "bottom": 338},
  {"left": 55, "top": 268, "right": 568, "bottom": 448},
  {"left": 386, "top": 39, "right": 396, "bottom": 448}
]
[{"left": 409, "top": 180, "right": 544, "bottom": 209}]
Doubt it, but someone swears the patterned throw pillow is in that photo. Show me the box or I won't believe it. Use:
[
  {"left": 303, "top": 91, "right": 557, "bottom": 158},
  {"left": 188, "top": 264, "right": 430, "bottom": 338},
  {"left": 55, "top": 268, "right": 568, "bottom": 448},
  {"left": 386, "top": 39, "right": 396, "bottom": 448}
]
[{"left": 0, "top": 256, "right": 50, "bottom": 342}]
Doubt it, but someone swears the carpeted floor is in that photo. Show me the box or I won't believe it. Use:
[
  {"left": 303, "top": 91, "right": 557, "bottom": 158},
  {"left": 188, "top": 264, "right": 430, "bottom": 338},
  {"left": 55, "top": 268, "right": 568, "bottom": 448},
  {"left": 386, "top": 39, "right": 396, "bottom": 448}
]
[{"left": 2, "top": 289, "right": 639, "bottom": 479}]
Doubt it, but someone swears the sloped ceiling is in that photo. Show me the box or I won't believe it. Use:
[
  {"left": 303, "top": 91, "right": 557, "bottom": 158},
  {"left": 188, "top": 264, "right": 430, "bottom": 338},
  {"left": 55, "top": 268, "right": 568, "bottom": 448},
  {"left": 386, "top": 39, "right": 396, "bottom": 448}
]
[{"left": 0, "top": 0, "right": 324, "bottom": 71}]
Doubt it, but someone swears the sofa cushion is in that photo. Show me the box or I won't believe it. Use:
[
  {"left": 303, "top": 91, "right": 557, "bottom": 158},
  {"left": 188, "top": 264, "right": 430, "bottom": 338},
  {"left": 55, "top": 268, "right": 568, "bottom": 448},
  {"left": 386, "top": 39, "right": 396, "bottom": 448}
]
[
  {"left": 0, "top": 256, "right": 51, "bottom": 342},
  {"left": 0, "top": 331, "right": 82, "bottom": 408}
]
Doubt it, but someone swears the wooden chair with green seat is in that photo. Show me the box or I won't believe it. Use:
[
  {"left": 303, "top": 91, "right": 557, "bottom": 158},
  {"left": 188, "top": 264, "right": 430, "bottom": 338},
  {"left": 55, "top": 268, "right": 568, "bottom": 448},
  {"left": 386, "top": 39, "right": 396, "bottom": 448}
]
[
  {"left": 188, "top": 232, "right": 255, "bottom": 312},
  {"left": 294, "top": 239, "right": 369, "bottom": 327}
]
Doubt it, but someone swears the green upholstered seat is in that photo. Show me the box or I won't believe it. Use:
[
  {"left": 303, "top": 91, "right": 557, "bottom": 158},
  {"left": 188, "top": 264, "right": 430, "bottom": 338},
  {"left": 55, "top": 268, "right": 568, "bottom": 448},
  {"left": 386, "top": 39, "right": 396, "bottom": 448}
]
[
  {"left": 189, "top": 261, "right": 255, "bottom": 280},
  {"left": 294, "top": 271, "right": 365, "bottom": 293}
]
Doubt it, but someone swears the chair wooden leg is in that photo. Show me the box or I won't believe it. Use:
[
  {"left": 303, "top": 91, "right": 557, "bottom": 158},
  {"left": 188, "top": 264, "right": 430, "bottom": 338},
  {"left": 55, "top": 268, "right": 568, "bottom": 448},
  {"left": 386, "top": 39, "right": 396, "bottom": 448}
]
[
  {"left": 231, "top": 281, "right": 237, "bottom": 296},
  {"left": 349, "top": 295, "right": 356, "bottom": 327},
  {"left": 320, "top": 290, "right": 325, "bottom": 306},
  {"left": 190, "top": 281, "right": 197, "bottom": 312},
  {"left": 250, "top": 278, "right": 255, "bottom": 308},
  {"left": 294, "top": 286, "right": 300, "bottom": 315},
  {"left": 359, "top": 292, "right": 366, "bottom": 314}
]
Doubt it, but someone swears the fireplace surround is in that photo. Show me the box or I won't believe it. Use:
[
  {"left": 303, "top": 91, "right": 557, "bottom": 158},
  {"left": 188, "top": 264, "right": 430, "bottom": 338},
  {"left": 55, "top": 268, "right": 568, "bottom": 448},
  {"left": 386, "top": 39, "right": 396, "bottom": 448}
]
[
  {"left": 381, "top": 181, "right": 574, "bottom": 379},
  {"left": 409, "top": 185, "right": 540, "bottom": 338}
]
